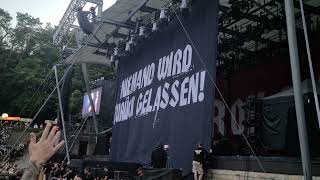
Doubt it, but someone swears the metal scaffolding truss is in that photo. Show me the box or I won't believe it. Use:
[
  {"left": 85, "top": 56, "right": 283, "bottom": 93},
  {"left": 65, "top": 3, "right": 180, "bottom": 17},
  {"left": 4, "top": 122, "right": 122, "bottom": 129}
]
[
  {"left": 54, "top": 0, "right": 320, "bottom": 67},
  {"left": 217, "top": 0, "right": 320, "bottom": 69}
]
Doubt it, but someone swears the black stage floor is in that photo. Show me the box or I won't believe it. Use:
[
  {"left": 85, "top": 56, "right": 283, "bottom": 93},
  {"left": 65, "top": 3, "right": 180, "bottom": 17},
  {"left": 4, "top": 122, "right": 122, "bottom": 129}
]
[{"left": 68, "top": 155, "right": 320, "bottom": 176}]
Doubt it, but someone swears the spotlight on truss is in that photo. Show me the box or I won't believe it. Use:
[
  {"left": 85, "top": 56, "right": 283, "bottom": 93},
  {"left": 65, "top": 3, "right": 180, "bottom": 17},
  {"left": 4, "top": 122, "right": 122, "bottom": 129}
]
[
  {"left": 110, "top": 55, "right": 115, "bottom": 63},
  {"left": 160, "top": 8, "right": 168, "bottom": 20},
  {"left": 125, "top": 42, "right": 131, "bottom": 52},
  {"left": 129, "top": 34, "right": 136, "bottom": 45},
  {"left": 152, "top": 21, "right": 158, "bottom": 32},
  {"left": 115, "top": 60, "right": 119, "bottom": 69},
  {"left": 139, "top": 26, "right": 146, "bottom": 37},
  {"left": 113, "top": 47, "right": 119, "bottom": 57},
  {"left": 151, "top": 12, "right": 159, "bottom": 32},
  {"left": 180, "top": 0, "right": 189, "bottom": 13},
  {"left": 159, "top": 8, "right": 169, "bottom": 30}
]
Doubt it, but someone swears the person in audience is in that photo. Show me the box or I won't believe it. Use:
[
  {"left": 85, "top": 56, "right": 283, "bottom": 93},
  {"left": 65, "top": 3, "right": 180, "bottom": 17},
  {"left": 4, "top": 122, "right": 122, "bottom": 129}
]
[
  {"left": 192, "top": 143, "right": 208, "bottom": 180},
  {"left": 63, "top": 166, "right": 74, "bottom": 180},
  {"left": 84, "top": 167, "right": 94, "bottom": 180},
  {"left": 43, "top": 161, "right": 53, "bottom": 178},
  {"left": 53, "top": 165, "right": 64, "bottom": 178},
  {"left": 74, "top": 173, "right": 83, "bottom": 180},
  {"left": 8, "top": 164, "right": 16, "bottom": 175},
  {"left": 101, "top": 167, "right": 114, "bottom": 180},
  {"left": 21, "top": 123, "right": 65, "bottom": 180}
]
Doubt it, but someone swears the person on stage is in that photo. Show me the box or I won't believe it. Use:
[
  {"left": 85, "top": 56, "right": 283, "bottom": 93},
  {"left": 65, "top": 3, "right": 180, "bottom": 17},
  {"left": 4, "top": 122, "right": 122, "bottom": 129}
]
[
  {"left": 151, "top": 144, "right": 167, "bottom": 168},
  {"left": 192, "top": 143, "right": 208, "bottom": 180}
]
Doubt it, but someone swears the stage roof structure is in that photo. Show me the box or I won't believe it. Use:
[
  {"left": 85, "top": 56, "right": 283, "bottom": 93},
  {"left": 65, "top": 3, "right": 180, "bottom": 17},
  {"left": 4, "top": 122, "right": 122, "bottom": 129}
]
[{"left": 55, "top": 0, "right": 320, "bottom": 68}]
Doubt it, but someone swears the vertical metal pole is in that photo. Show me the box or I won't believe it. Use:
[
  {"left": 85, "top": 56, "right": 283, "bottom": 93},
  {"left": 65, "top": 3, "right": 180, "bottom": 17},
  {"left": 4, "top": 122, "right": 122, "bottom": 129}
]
[
  {"left": 54, "top": 65, "right": 71, "bottom": 164},
  {"left": 299, "top": 0, "right": 320, "bottom": 128},
  {"left": 97, "top": 4, "right": 103, "bottom": 19},
  {"left": 74, "top": 28, "right": 84, "bottom": 49},
  {"left": 63, "top": 116, "right": 89, "bottom": 162},
  {"left": 81, "top": 63, "right": 99, "bottom": 137},
  {"left": 284, "top": 0, "right": 312, "bottom": 179}
]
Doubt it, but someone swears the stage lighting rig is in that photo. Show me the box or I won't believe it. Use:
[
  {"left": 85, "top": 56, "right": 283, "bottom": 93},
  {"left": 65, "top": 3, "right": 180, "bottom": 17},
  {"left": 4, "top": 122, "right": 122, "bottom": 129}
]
[
  {"left": 134, "top": 18, "right": 148, "bottom": 43},
  {"left": 159, "top": 4, "right": 176, "bottom": 29},
  {"left": 160, "top": 8, "right": 168, "bottom": 21},
  {"left": 125, "top": 41, "right": 131, "bottom": 53},
  {"left": 180, "top": 0, "right": 189, "bottom": 14},
  {"left": 117, "top": 40, "right": 126, "bottom": 55},
  {"left": 105, "top": 48, "right": 112, "bottom": 58},
  {"left": 229, "top": 0, "right": 253, "bottom": 19},
  {"left": 134, "top": 18, "right": 142, "bottom": 34},
  {"left": 129, "top": 33, "right": 137, "bottom": 46},
  {"left": 104, "top": 43, "right": 116, "bottom": 62},
  {"left": 110, "top": 55, "right": 115, "bottom": 63},
  {"left": 123, "top": 31, "right": 131, "bottom": 54},
  {"left": 139, "top": 26, "right": 146, "bottom": 38},
  {"left": 151, "top": 12, "right": 159, "bottom": 32},
  {"left": 113, "top": 47, "right": 119, "bottom": 57},
  {"left": 152, "top": 21, "right": 159, "bottom": 32}
]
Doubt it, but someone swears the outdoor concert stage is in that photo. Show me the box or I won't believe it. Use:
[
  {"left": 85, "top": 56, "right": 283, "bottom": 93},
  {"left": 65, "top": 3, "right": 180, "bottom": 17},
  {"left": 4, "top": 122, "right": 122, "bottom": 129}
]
[
  {"left": 77, "top": 156, "right": 320, "bottom": 176},
  {"left": 53, "top": 0, "right": 320, "bottom": 178},
  {"left": 64, "top": 155, "right": 320, "bottom": 179}
]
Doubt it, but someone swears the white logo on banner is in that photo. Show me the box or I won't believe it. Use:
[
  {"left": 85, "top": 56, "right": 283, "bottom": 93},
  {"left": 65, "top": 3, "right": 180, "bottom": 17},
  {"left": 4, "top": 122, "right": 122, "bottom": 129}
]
[
  {"left": 213, "top": 92, "right": 265, "bottom": 136},
  {"left": 213, "top": 100, "right": 225, "bottom": 136},
  {"left": 114, "top": 44, "right": 207, "bottom": 124},
  {"left": 231, "top": 99, "right": 245, "bottom": 135}
]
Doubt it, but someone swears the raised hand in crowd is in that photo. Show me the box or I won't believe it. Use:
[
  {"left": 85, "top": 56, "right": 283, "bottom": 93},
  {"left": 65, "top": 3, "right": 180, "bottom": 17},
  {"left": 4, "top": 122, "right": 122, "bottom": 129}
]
[{"left": 21, "top": 123, "right": 65, "bottom": 180}]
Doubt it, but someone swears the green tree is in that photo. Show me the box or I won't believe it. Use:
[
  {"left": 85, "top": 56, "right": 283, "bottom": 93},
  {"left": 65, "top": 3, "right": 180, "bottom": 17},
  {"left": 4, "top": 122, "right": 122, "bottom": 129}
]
[
  {"left": 0, "top": 12, "right": 58, "bottom": 120},
  {"left": 10, "top": 12, "right": 42, "bottom": 62},
  {"left": 0, "top": 8, "right": 12, "bottom": 44},
  {"left": 0, "top": 9, "right": 116, "bottom": 122}
]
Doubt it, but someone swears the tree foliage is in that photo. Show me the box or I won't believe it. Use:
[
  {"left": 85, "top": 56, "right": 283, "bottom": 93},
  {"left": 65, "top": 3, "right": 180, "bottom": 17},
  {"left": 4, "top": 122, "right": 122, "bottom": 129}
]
[
  {"left": 0, "top": 8, "right": 12, "bottom": 44},
  {"left": 0, "top": 8, "right": 115, "bottom": 123}
]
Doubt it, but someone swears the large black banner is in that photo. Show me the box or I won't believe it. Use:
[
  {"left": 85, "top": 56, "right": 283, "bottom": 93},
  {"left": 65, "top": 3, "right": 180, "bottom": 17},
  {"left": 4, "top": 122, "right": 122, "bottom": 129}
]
[{"left": 111, "top": 0, "right": 218, "bottom": 174}]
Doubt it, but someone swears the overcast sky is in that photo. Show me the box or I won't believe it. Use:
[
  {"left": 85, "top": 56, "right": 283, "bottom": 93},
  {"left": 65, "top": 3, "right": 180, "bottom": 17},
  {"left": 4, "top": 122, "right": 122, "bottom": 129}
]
[{"left": 1, "top": 0, "right": 117, "bottom": 26}]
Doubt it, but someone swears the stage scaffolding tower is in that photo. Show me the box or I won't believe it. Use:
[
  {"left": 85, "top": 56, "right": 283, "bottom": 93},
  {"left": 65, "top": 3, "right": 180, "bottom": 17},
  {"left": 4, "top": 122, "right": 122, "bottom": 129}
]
[{"left": 52, "top": 0, "right": 104, "bottom": 150}]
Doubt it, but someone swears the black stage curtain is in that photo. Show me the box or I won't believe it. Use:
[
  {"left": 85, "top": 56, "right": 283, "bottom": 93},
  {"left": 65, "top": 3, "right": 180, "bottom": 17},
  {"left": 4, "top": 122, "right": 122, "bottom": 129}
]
[
  {"left": 262, "top": 94, "right": 320, "bottom": 156},
  {"left": 111, "top": 0, "right": 218, "bottom": 174}
]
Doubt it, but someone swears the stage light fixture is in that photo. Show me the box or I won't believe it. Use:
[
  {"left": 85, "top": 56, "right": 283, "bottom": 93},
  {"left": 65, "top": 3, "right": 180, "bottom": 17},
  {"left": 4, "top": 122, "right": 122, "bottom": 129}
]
[
  {"left": 125, "top": 42, "right": 131, "bottom": 52},
  {"left": 135, "top": 18, "right": 142, "bottom": 34},
  {"left": 180, "top": 0, "right": 188, "bottom": 12},
  {"left": 160, "top": 8, "right": 168, "bottom": 20},
  {"left": 110, "top": 55, "right": 115, "bottom": 63},
  {"left": 113, "top": 47, "right": 118, "bottom": 56},
  {"left": 116, "top": 40, "right": 126, "bottom": 56},
  {"left": 139, "top": 26, "right": 146, "bottom": 37},
  {"left": 152, "top": 22, "right": 158, "bottom": 32},
  {"left": 150, "top": 11, "right": 159, "bottom": 33},
  {"left": 115, "top": 60, "right": 119, "bottom": 69},
  {"left": 129, "top": 34, "right": 136, "bottom": 44}
]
